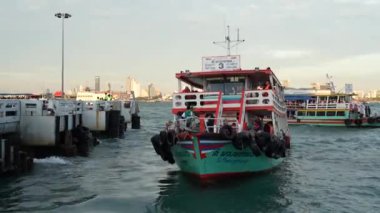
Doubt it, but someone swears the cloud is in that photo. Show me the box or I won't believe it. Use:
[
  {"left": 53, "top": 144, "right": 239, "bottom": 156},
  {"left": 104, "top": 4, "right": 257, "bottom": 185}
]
[
  {"left": 22, "top": 0, "right": 49, "bottom": 11},
  {"left": 90, "top": 8, "right": 129, "bottom": 18},
  {"left": 334, "top": 0, "right": 379, "bottom": 5},
  {"left": 277, "top": 52, "right": 380, "bottom": 90},
  {"left": 268, "top": 49, "right": 312, "bottom": 59}
]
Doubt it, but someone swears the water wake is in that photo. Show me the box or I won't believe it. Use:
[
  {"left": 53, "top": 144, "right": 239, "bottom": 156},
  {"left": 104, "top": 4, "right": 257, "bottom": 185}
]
[{"left": 33, "top": 156, "right": 70, "bottom": 165}]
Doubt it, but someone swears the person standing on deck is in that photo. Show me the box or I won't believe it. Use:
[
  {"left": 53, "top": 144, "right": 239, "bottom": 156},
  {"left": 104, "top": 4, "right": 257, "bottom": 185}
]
[
  {"left": 264, "top": 81, "right": 271, "bottom": 90},
  {"left": 182, "top": 105, "right": 194, "bottom": 128},
  {"left": 182, "top": 86, "right": 190, "bottom": 93}
]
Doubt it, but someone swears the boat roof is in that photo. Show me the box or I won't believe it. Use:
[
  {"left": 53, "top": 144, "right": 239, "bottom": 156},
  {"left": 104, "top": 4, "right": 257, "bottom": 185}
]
[{"left": 176, "top": 67, "right": 279, "bottom": 89}]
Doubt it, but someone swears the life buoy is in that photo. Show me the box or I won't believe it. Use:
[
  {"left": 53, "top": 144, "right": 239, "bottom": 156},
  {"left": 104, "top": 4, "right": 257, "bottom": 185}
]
[{"left": 220, "top": 125, "right": 234, "bottom": 140}]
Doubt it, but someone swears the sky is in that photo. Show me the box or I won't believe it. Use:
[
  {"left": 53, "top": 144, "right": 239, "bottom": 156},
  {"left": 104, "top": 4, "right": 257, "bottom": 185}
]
[{"left": 1, "top": 0, "right": 380, "bottom": 94}]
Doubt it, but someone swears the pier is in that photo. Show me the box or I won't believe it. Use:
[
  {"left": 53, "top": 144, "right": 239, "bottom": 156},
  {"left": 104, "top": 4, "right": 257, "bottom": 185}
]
[{"left": 0, "top": 97, "right": 140, "bottom": 175}]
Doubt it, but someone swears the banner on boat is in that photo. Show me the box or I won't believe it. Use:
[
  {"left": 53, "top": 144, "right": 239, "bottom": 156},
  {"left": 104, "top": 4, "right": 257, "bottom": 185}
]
[
  {"left": 345, "top": 83, "right": 353, "bottom": 94},
  {"left": 202, "top": 55, "right": 240, "bottom": 71}
]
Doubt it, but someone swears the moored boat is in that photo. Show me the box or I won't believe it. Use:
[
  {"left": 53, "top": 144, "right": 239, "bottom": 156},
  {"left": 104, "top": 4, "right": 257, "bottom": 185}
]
[
  {"left": 151, "top": 47, "right": 290, "bottom": 179},
  {"left": 285, "top": 87, "right": 380, "bottom": 127}
]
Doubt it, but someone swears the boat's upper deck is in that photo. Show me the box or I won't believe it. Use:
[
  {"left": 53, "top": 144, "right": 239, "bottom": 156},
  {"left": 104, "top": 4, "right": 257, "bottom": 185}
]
[{"left": 172, "top": 67, "right": 286, "bottom": 115}]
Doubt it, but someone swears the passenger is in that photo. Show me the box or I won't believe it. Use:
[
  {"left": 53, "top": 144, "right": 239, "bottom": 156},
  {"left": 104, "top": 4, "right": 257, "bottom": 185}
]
[
  {"left": 205, "top": 113, "right": 215, "bottom": 132},
  {"left": 264, "top": 81, "right": 271, "bottom": 90},
  {"left": 231, "top": 123, "right": 238, "bottom": 134},
  {"left": 253, "top": 120, "right": 262, "bottom": 131},
  {"left": 251, "top": 116, "right": 263, "bottom": 132},
  {"left": 182, "top": 86, "right": 190, "bottom": 93},
  {"left": 264, "top": 121, "right": 274, "bottom": 135},
  {"left": 182, "top": 105, "right": 194, "bottom": 128}
]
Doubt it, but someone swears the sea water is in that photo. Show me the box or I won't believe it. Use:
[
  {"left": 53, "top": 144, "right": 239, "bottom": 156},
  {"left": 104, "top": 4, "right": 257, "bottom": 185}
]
[{"left": 0, "top": 102, "right": 379, "bottom": 212}]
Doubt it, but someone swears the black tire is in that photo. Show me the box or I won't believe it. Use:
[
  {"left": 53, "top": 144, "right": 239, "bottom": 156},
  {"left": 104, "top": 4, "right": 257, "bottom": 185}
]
[
  {"left": 264, "top": 137, "right": 277, "bottom": 158},
  {"left": 354, "top": 119, "right": 362, "bottom": 126},
  {"left": 150, "top": 134, "right": 161, "bottom": 155},
  {"left": 249, "top": 137, "right": 262, "bottom": 157},
  {"left": 220, "top": 125, "right": 234, "bottom": 140},
  {"left": 344, "top": 119, "right": 352, "bottom": 126},
  {"left": 159, "top": 131, "right": 169, "bottom": 161},
  {"left": 167, "top": 130, "right": 176, "bottom": 146},
  {"left": 255, "top": 132, "right": 271, "bottom": 151},
  {"left": 232, "top": 133, "right": 244, "bottom": 150},
  {"left": 368, "top": 117, "right": 376, "bottom": 124}
]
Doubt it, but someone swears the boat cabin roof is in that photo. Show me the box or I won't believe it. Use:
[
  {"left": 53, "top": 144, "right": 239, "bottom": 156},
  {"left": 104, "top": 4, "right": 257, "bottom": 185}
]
[{"left": 176, "top": 68, "right": 279, "bottom": 89}]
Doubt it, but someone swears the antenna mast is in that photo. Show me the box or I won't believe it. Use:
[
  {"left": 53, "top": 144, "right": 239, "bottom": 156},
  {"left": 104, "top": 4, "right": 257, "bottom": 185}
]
[
  {"left": 326, "top": 74, "right": 336, "bottom": 93},
  {"left": 213, "top": 25, "right": 245, "bottom": 56}
]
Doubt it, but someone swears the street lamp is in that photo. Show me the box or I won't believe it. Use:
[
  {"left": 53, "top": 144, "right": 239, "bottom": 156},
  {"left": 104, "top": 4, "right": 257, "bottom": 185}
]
[{"left": 54, "top": 12, "right": 71, "bottom": 98}]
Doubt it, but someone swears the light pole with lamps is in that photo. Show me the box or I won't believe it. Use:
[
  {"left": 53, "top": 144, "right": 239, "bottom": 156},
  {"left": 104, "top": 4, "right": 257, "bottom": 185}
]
[{"left": 54, "top": 12, "right": 71, "bottom": 98}]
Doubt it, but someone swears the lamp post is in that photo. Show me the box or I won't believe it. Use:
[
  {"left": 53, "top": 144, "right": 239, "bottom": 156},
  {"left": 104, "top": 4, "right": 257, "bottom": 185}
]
[{"left": 54, "top": 12, "right": 71, "bottom": 98}]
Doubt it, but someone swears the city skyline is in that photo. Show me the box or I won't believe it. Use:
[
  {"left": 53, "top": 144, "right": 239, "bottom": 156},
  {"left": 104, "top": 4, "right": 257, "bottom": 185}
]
[{"left": 1, "top": 1, "right": 380, "bottom": 94}]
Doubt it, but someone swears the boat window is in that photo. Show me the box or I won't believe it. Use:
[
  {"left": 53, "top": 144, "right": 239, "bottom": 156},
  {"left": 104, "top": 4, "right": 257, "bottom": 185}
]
[
  {"left": 6, "top": 111, "right": 17, "bottom": 116},
  {"left": 297, "top": 111, "right": 305, "bottom": 116},
  {"left": 225, "top": 82, "right": 244, "bottom": 95},
  {"left": 319, "top": 96, "right": 327, "bottom": 103},
  {"left": 329, "top": 96, "right": 338, "bottom": 103},
  {"left": 317, "top": 111, "right": 326, "bottom": 116},
  {"left": 336, "top": 111, "right": 345, "bottom": 116},
  {"left": 206, "top": 78, "right": 244, "bottom": 95},
  {"left": 326, "top": 111, "right": 336, "bottom": 116},
  {"left": 25, "top": 103, "right": 37, "bottom": 108},
  {"left": 207, "top": 83, "right": 224, "bottom": 92},
  {"left": 307, "top": 111, "right": 316, "bottom": 116}
]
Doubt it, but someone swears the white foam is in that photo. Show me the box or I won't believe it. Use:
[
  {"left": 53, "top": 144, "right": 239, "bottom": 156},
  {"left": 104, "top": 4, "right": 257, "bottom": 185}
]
[{"left": 34, "top": 156, "right": 70, "bottom": 165}]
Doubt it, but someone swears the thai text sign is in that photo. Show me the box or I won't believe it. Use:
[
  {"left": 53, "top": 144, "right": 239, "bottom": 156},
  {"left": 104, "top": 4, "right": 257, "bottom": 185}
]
[{"left": 202, "top": 55, "right": 240, "bottom": 71}]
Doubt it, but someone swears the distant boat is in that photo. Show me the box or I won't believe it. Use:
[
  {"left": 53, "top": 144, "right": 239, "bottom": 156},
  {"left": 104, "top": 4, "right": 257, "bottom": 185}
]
[{"left": 285, "top": 87, "right": 380, "bottom": 127}]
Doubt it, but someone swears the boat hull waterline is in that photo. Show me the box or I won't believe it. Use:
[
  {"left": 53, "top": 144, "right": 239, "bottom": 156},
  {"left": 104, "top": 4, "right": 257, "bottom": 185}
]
[{"left": 172, "top": 136, "right": 283, "bottom": 179}]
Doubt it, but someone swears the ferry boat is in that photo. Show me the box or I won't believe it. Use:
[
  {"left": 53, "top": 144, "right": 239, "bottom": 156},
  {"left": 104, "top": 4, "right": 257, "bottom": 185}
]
[
  {"left": 151, "top": 34, "right": 290, "bottom": 179},
  {"left": 285, "top": 86, "right": 380, "bottom": 127}
]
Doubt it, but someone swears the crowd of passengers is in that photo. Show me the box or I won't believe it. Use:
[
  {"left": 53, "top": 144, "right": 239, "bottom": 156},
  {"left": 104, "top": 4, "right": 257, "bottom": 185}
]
[
  {"left": 180, "top": 80, "right": 272, "bottom": 95},
  {"left": 170, "top": 104, "right": 274, "bottom": 136}
]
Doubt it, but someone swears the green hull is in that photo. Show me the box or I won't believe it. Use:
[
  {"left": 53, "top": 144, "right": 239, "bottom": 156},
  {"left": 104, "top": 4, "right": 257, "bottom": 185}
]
[
  {"left": 172, "top": 135, "right": 283, "bottom": 179},
  {"left": 288, "top": 118, "right": 380, "bottom": 127}
]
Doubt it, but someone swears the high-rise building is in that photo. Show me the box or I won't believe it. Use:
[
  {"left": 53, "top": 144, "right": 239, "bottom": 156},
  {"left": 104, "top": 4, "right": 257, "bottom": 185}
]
[
  {"left": 281, "top": 80, "right": 290, "bottom": 88},
  {"left": 126, "top": 76, "right": 133, "bottom": 93},
  {"left": 95, "top": 76, "right": 100, "bottom": 92},
  {"left": 148, "top": 83, "right": 155, "bottom": 99},
  {"left": 140, "top": 88, "right": 148, "bottom": 97},
  {"left": 126, "top": 76, "right": 142, "bottom": 97}
]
